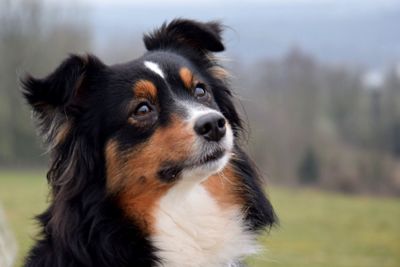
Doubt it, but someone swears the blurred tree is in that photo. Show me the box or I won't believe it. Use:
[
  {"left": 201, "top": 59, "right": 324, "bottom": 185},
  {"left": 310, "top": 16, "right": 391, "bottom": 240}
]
[
  {"left": 298, "top": 147, "right": 320, "bottom": 185},
  {"left": 382, "top": 68, "right": 400, "bottom": 157},
  {"left": 0, "top": 0, "right": 91, "bottom": 166},
  {"left": 236, "top": 47, "right": 400, "bottom": 195}
]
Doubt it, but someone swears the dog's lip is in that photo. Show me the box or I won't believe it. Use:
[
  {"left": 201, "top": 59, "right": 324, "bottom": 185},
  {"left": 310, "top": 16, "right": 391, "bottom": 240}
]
[
  {"left": 158, "top": 148, "right": 229, "bottom": 181},
  {"left": 195, "top": 148, "right": 226, "bottom": 166}
]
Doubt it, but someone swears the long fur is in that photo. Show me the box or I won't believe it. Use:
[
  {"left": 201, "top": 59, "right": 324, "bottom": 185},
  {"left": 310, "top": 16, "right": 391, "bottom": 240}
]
[{"left": 21, "top": 19, "right": 276, "bottom": 267}]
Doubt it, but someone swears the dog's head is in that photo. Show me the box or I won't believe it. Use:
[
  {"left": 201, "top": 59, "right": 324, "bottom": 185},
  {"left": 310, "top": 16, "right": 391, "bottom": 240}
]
[
  {"left": 23, "top": 19, "right": 242, "bottom": 212},
  {"left": 22, "top": 19, "right": 277, "bottom": 244}
]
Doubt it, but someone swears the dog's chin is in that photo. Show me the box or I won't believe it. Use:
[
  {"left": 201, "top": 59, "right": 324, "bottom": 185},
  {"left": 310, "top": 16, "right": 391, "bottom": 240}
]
[{"left": 181, "top": 150, "right": 231, "bottom": 182}]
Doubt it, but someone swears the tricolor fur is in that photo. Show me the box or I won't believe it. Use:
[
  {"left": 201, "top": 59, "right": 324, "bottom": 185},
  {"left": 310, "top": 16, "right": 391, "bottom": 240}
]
[{"left": 22, "top": 19, "right": 276, "bottom": 267}]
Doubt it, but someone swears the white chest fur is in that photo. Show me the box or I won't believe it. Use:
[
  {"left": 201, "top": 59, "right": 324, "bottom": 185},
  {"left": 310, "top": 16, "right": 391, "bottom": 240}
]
[{"left": 151, "top": 182, "right": 258, "bottom": 267}]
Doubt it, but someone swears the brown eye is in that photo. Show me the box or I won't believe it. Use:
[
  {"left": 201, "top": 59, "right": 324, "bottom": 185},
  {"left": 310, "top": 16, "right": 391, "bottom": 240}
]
[
  {"left": 134, "top": 103, "right": 152, "bottom": 116},
  {"left": 194, "top": 84, "right": 207, "bottom": 98}
]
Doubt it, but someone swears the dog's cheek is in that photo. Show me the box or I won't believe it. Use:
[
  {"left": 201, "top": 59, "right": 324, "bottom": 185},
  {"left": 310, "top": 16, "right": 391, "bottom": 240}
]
[
  {"left": 105, "top": 140, "right": 122, "bottom": 192},
  {"left": 105, "top": 117, "right": 194, "bottom": 189},
  {"left": 104, "top": 117, "right": 196, "bottom": 233},
  {"left": 105, "top": 140, "right": 168, "bottom": 233}
]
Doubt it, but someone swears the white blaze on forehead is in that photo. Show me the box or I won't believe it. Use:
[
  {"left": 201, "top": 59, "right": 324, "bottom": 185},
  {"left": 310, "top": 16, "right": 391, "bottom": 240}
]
[{"left": 144, "top": 61, "right": 165, "bottom": 79}]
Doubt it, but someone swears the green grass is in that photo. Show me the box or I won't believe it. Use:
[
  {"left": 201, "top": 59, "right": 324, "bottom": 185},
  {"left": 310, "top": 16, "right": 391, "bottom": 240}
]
[
  {"left": 249, "top": 189, "right": 400, "bottom": 267},
  {"left": 0, "top": 170, "right": 48, "bottom": 267},
  {"left": 1, "top": 171, "right": 399, "bottom": 267}
]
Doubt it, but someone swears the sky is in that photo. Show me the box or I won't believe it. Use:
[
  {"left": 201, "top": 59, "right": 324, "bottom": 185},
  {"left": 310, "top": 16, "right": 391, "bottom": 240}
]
[
  {"left": 44, "top": 0, "right": 400, "bottom": 9},
  {"left": 36, "top": 0, "right": 400, "bottom": 68}
]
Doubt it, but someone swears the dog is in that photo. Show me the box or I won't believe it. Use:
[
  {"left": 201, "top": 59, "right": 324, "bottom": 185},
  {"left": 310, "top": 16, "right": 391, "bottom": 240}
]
[{"left": 22, "top": 19, "right": 276, "bottom": 267}]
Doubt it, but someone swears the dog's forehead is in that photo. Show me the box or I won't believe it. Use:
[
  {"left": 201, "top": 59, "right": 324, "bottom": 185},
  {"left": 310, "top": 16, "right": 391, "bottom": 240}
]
[
  {"left": 140, "top": 51, "right": 196, "bottom": 80},
  {"left": 107, "top": 51, "right": 200, "bottom": 106}
]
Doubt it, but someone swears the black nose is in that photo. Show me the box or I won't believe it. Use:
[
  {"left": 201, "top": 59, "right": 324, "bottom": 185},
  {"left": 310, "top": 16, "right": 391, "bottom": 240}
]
[{"left": 194, "top": 113, "right": 226, "bottom": 142}]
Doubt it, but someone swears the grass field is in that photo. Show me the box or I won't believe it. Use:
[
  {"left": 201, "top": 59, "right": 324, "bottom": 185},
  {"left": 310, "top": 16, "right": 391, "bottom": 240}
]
[{"left": 0, "top": 171, "right": 399, "bottom": 267}]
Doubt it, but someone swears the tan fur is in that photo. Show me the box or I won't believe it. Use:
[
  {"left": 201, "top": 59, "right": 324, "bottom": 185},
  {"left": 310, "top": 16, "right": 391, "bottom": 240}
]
[
  {"left": 208, "top": 66, "right": 231, "bottom": 81},
  {"left": 54, "top": 122, "right": 71, "bottom": 145},
  {"left": 105, "top": 116, "right": 196, "bottom": 233},
  {"left": 133, "top": 80, "right": 158, "bottom": 102},
  {"left": 179, "top": 67, "right": 194, "bottom": 89},
  {"left": 203, "top": 165, "right": 242, "bottom": 208}
]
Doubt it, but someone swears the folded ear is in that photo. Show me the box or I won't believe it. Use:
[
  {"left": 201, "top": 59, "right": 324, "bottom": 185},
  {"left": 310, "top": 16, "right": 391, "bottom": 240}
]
[
  {"left": 21, "top": 54, "right": 104, "bottom": 146},
  {"left": 22, "top": 54, "right": 103, "bottom": 114},
  {"left": 143, "top": 19, "right": 225, "bottom": 54}
]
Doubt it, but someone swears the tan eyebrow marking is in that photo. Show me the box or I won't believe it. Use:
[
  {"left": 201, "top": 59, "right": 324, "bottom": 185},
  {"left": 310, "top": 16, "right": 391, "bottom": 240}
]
[
  {"left": 133, "top": 80, "right": 158, "bottom": 101},
  {"left": 179, "top": 67, "right": 194, "bottom": 89}
]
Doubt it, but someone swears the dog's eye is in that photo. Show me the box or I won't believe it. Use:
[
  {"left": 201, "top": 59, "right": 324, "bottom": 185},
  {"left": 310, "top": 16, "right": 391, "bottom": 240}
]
[
  {"left": 134, "top": 102, "right": 152, "bottom": 116},
  {"left": 194, "top": 84, "right": 207, "bottom": 99},
  {"left": 129, "top": 101, "right": 157, "bottom": 125}
]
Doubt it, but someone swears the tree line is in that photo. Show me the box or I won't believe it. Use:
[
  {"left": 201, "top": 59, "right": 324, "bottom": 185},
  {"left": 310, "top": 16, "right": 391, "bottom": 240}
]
[{"left": 235, "top": 48, "right": 400, "bottom": 195}]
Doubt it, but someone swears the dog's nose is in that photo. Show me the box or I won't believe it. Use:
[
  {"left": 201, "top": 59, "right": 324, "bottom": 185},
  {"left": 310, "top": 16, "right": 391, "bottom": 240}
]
[{"left": 194, "top": 113, "right": 226, "bottom": 142}]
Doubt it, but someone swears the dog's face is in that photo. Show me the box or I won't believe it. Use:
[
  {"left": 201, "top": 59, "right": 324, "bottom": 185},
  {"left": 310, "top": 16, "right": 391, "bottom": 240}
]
[
  {"left": 22, "top": 19, "right": 243, "bottom": 232},
  {"left": 105, "top": 51, "right": 234, "bottom": 191},
  {"left": 103, "top": 51, "right": 238, "bottom": 231}
]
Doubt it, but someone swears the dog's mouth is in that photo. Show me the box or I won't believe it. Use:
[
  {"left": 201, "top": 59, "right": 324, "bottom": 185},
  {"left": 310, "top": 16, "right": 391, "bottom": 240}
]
[
  {"left": 195, "top": 148, "right": 226, "bottom": 166},
  {"left": 157, "top": 148, "right": 228, "bottom": 183}
]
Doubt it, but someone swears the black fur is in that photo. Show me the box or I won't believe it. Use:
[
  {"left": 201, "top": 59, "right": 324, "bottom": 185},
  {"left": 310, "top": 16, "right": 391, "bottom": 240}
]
[
  {"left": 22, "top": 19, "right": 276, "bottom": 267},
  {"left": 144, "top": 19, "right": 225, "bottom": 53}
]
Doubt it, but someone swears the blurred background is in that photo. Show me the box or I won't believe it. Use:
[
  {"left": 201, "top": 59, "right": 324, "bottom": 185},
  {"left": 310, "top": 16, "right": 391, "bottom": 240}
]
[{"left": 0, "top": 0, "right": 399, "bottom": 266}]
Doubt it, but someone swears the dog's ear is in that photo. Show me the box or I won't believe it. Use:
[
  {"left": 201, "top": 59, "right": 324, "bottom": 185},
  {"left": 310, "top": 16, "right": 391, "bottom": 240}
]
[
  {"left": 22, "top": 54, "right": 104, "bottom": 115},
  {"left": 143, "top": 19, "right": 225, "bottom": 54},
  {"left": 21, "top": 54, "right": 105, "bottom": 145}
]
